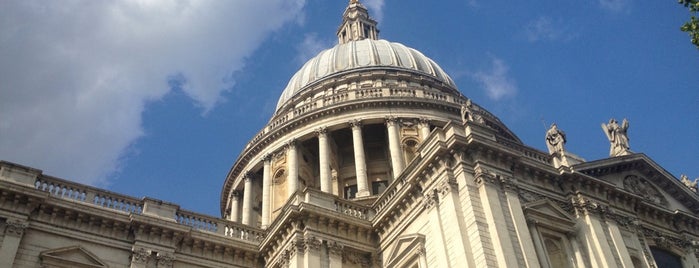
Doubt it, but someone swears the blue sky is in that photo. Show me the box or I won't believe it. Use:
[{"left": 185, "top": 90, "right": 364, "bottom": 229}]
[{"left": 1, "top": 0, "right": 697, "bottom": 217}]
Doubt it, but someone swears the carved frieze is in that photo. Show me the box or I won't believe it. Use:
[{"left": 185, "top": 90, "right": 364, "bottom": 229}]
[{"left": 623, "top": 175, "right": 668, "bottom": 205}]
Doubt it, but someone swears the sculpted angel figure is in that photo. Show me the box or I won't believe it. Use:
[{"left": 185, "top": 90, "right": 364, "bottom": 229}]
[
  {"left": 602, "top": 118, "right": 630, "bottom": 156},
  {"left": 545, "top": 123, "right": 566, "bottom": 155}
]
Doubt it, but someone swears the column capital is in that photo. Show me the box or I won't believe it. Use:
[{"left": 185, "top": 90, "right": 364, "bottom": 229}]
[
  {"left": 4, "top": 219, "right": 28, "bottom": 237},
  {"left": 419, "top": 117, "right": 430, "bottom": 125},
  {"left": 131, "top": 247, "right": 151, "bottom": 264},
  {"left": 384, "top": 116, "right": 398, "bottom": 125},
  {"left": 156, "top": 252, "right": 175, "bottom": 268},
  {"left": 231, "top": 190, "right": 241, "bottom": 199},
  {"left": 349, "top": 119, "right": 362, "bottom": 128},
  {"left": 286, "top": 139, "right": 297, "bottom": 149},
  {"left": 315, "top": 126, "right": 328, "bottom": 136},
  {"left": 328, "top": 241, "right": 344, "bottom": 256},
  {"left": 263, "top": 153, "right": 273, "bottom": 162},
  {"left": 243, "top": 171, "right": 255, "bottom": 182}
]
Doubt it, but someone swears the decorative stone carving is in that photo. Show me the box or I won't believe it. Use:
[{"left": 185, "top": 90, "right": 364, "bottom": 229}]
[
  {"left": 460, "top": 99, "right": 474, "bottom": 124},
  {"left": 602, "top": 118, "right": 631, "bottom": 157},
  {"left": 422, "top": 189, "right": 439, "bottom": 210},
  {"left": 5, "top": 219, "right": 28, "bottom": 236},
  {"left": 303, "top": 237, "right": 322, "bottom": 252},
  {"left": 315, "top": 126, "right": 327, "bottom": 136},
  {"left": 131, "top": 248, "right": 151, "bottom": 264},
  {"left": 623, "top": 175, "right": 667, "bottom": 205},
  {"left": 328, "top": 241, "right": 344, "bottom": 256},
  {"left": 156, "top": 252, "right": 175, "bottom": 268},
  {"left": 545, "top": 123, "right": 566, "bottom": 155},
  {"left": 680, "top": 174, "right": 698, "bottom": 192},
  {"left": 349, "top": 119, "right": 362, "bottom": 128}
]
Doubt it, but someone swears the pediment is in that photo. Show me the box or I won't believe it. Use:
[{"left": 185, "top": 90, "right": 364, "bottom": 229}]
[
  {"left": 523, "top": 199, "right": 575, "bottom": 232},
  {"left": 40, "top": 246, "right": 108, "bottom": 268},
  {"left": 385, "top": 234, "right": 425, "bottom": 267},
  {"left": 573, "top": 153, "right": 699, "bottom": 214}
]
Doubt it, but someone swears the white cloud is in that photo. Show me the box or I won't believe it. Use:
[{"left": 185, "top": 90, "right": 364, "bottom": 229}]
[
  {"left": 598, "top": 0, "right": 629, "bottom": 12},
  {"left": 472, "top": 57, "right": 518, "bottom": 100},
  {"left": 296, "top": 33, "right": 334, "bottom": 64},
  {"left": 0, "top": 0, "right": 305, "bottom": 185},
  {"left": 362, "top": 0, "right": 385, "bottom": 22},
  {"left": 524, "top": 16, "right": 577, "bottom": 43}
]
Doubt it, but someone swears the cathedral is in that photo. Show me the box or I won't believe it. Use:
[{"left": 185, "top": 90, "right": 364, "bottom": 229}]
[{"left": 1, "top": 1, "right": 698, "bottom": 267}]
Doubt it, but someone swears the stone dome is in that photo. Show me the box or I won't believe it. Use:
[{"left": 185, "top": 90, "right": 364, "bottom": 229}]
[{"left": 275, "top": 39, "right": 456, "bottom": 112}]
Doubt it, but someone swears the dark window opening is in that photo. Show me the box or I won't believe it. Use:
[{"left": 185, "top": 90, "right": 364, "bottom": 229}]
[
  {"left": 344, "top": 184, "right": 357, "bottom": 199},
  {"left": 372, "top": 180, "right": 388, "bottom": 195}
]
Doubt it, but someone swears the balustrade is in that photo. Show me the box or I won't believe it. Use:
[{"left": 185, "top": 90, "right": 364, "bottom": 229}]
[{"left": 35, "top": 176, "right": 143, "bottom": 214}]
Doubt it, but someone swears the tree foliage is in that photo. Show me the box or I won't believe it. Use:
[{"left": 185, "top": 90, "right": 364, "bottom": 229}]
[{"left": 679, "top": 0, "right": 699, "bottom": 49}]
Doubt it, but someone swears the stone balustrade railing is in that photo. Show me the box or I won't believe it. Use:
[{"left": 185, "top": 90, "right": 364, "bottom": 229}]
[
  {"left": 301, "top": 187, "right": 375, "bottom": 221},
  {"left": 249, "top": 86, "right": 465, "bottom": 146},
  {"left": 176, "top": 209, "right": 264, "bottom": 243},
  {"left": 334, "top": 196, "right": 373, "bottom": 220},
  {"left": 496, "top": 138, "right": 552, "bottom": 165},
  {"left": 35, "top": 175, "right": 143, "bottom": 214},
  {"left": 19, "top": 168, "right": 265, "bottom": 244}
]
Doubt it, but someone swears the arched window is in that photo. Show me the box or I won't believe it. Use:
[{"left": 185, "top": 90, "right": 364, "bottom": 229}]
[{"left": 543, "top": 236, "right": 569, "bottom": 268}]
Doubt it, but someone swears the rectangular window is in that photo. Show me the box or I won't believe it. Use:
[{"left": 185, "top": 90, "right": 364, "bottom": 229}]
[
  {"left": 372, "top": 180, "right": 388, "bottom": 195},
  {"left": 344, "top": 184, "right": 357, "bottom": 199}
]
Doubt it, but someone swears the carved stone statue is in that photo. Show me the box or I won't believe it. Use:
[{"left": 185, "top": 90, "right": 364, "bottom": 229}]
[
  {"left": 681, "top": 174, "right": 698, "bottom": 192},
  {"left": 460, "top": 99, "right": 484, "bottom": 124},
  {"left": 460, "top": 99, "right": 474, "bottom": 124},
  {"left": 545, "top": 123, "right": 566, "bottom": 155},
  {"left": 602, "top": 118, "right": 630, "bottom": 157}
]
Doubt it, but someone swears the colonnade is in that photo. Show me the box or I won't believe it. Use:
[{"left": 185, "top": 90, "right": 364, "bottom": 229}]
[{"left": 229, "top": 118, "right": 432, "bottom": 227}]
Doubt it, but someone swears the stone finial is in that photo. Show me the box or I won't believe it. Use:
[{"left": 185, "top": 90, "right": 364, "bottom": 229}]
[{"left": 602, "top": 118, "right": 631, "bottom": 157}]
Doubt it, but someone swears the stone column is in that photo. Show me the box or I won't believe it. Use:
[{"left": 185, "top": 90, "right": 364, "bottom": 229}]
[
  {"left": 419, "top": 118, "right": 431, "bottom": 140},
  {"left": 386, "top": 117, "right": 405, "bottom": 178},
  {"left": 242, "top": 173, "right": 253, "bottom": 225},
  {"left": 0, "top": 218, "right": 28, "bottom": 268},
  {"left": 317, "top": 127, "right": 332, "bottom": 194},
  {"left": 229, "top": 191, "right": 240, "bottom": 222},
  {"left": 287, "top": 140, "right": 299, "bottom": 198},
  {"left": 261, "top": 155, "right": 272, "bottom": 228},
  {"left": 350, "top": 120, "right": 369, "bottom": 197}
]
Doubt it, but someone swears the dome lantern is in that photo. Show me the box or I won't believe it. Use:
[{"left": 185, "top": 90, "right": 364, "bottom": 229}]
[{"left": 337, "top": 0, "right": 379, "bottom": 44}]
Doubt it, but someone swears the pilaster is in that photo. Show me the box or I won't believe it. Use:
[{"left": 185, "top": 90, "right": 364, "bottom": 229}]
[
  {"left": 503, "top": 180, "right": 541, "bottom": 268},
  {"left": 572, "top": 195, "right": 618, "bottom": 267},
  {"left": 418, "top": 118, "right": 431, "bottom": 141},
  {"left": 474, "top": 166, "right": 520, "bottom": 267},
  {"left": 0, "top": 218, "right": 28, "bottom": 268}
]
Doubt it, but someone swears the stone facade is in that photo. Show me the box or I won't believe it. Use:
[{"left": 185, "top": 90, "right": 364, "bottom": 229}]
[{"left": 2, "top": 1, "right": 699, "bottom": 267}]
